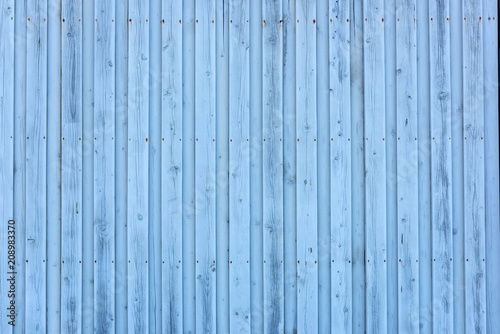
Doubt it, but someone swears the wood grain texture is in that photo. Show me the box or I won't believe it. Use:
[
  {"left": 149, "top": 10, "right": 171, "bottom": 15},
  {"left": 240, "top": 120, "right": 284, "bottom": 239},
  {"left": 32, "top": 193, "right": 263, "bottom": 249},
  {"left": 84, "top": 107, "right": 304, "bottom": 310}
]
[
  {"left": 262, "top": 0, "right": 284, "bottom": 332},
  {"left": 229, "top": 0, "right": 251, "bottom": 332},
  {"left": 61, "top": 0, "right": 83, "bottom": 332},
  {"left": 363, "top": 0, "right": 387, "bottom": 332},
  {"left": 127, "top": 0, "right": 150, "bottom": 332},
  {"left": 329, "top": 0, "right": 352, "bottom": 332},
  {"left": 462, "top": 0, "right": 486, "bottom": 333},
  {"left": 429, "top": 0, "right": 453, "bottom": 332},
  {"left": 93, "top": 0, "right": 115, "bottom": 331},
  {"left": 396, "top": 0, "right": 419, "bottom": 332},
  {"left": 25, "top": 0, "right": 48, "bottom": 332},
  {"left": 483, "top": 1, "right": 500, "bottom": 333},
  {"left": 0, "top": 1, "right": 14, "bottom": 333},
  {"left": 282, "top": 1, "right": 297, "bottom": 332},
  {"left": 194, "top": 0, "right": 217, "bottom": 332},
  {"left": 296, "top": 1, "right": 318, "bottom": 333},
  {"left": 161, "top": 0, "right": 183, "bottom": 332}
]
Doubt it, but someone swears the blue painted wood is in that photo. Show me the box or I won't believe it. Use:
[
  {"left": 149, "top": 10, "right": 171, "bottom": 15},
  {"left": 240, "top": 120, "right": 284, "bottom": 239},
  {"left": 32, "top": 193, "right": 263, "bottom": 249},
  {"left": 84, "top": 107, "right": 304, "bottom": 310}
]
[
  {"left": 26, "top": 0, "right": 48, "bottom": 332},
  {"left": 93, "top": 0, "right": 115, "bottom": 331},
  {"left": 416, "top": 1, "right": 432, "bottom": 333},
  {"left": 384, "top": 1, "right": 398, "bottom": 332},
  {"left": 429, "top": 1, "right": 453, "bottom": 332},
  {"left": 114, "top": 0, "right": 129, "bottom": 332},
  {"left": 262, "top": 0, "right": 284, "bottom": 332},
  {"left": 0, "top": 1, "right": 14, "bottom": 333},
  {"left": 329, "top": 1, "right": 352, "bottom": 332},
  {"left": 161, "top": 0, "right": 183, "bottom": 333},
  {"left": 148, "top": 0, "right": 162, "bottom": 332},
  {"left": 229, "top": 1, "right": 251, "bottom": 332},
  {"left": 0, "top": 1, "right": 499, "bottom": 332},
  {"left": 450, "top": 1, "right": 466, "bottom": 332},
  {"left": 195, "top": 0, "right": 217, "bottom": 332},
  {"left": 249, "top": 0, "right": 264, "bottom": 332},
  {"left": 483, "top": 2, "right": 500, "bottom": 333},
  {"left": 282, "top": 2, "right": 297, "bottom": 333},
  {"left": 61, "top": 0, "right": 83, "bottom": 331},
  {"left": 396, "top": 1, "right": 420, "bottom": 332},
  {"left": 127, "top": 0, "right": 150, "bottom": 332},
  {"left": 296, "top": 1, "right": 318, "bottom": 333},
  {"left": 363, "top": 1, "right": 388, "bottom": 332},
  {"left": 463, "top": 1, "right": 486, "bottom": 332},
  {"left": 47, "top": 1, "right": 62, "bottom": 332}
]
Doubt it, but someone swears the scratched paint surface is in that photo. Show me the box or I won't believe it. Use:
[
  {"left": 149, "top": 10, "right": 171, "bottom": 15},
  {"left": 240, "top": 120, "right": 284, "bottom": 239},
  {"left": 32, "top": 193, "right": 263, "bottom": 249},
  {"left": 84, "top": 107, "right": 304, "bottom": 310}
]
[{"left": 0, "top": 0, "right": 498, "bottom": 333}]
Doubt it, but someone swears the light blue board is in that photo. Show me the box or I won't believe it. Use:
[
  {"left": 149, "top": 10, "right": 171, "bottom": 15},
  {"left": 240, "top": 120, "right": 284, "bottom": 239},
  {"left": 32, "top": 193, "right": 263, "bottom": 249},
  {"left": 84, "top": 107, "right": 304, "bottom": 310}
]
[
  {"left": 25, "top": 0, "right": 47, "bottom": 332},
  {"left": 462, "top": 0, "right": 486, "bottom": 332},
  {"left": 61, "top": 0, "right": 83, "bottom": 332},
  {"left": 114, "top": 0, "right": 129, "bottom": 332},
  {"left": 416, "top": 1, "right": 432, "bottom": 332},
  {"left": 383, "top": 1, "right": 398, "bottom": 332},
  {"left": 429, "top": 0, "right": 453, "bottom": 332},
  {"left": 161, "top": 0, "right": 183, "bottom": 332},
  {"left": 329, "top": 0, "right": 352, "bottom": 332},
  {"left": 215, "top": 0, "right": 230, "bottom": 332},
  {"left": 296, "top": 1, "right": 318, "bottom": 333},
  {"left": 127, "top": 0, "right": 150, "bottom": 332},
  {"left": 47, "top": 0, "right": 62, "bottom": 332},
  {"left": 449, "top": 0, "right": 466, "bottom": 332},
  {"left": 316, "top": 0, "right": 330, "bottom": 330},
  {"left": 396, "top": 0, "right": 419, "bottom": 332},
  {"left": 483, "top": 1, "right": 500, "bottom": 333},
  {"left": 181, "top": 0, "right": 196, "bottom": 331},
  {"left": 0, "top": 1, "right": 14, "bottom": 333},
  {"left": 350, "top": 0, "right": 366, "bottom": 331},
  {"left": 262, "top": 0, "right": 284, "bottom": 332},
  {"left": 363, "top": 0, "right": 387, "bottom": 332},
  {"left": 229, "top": 0, "right": 251, "bottom": 332},
  {"left": 93, "top": 0, "right": 115, "bottom": 332},
  {"left": 194, "top": 0, "right": 217, "bottom": 332},
  {"left": 249, "top": 0, "right": 263, "bottom": 332},
  {"left": 282, "top": 0, "right": 297, "bottom": 332}
]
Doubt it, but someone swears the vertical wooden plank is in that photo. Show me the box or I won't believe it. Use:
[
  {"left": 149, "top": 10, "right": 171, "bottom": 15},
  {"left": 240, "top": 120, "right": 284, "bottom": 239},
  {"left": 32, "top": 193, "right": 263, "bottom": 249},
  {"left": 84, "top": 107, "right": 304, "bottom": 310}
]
[
  {"left": 396, "top": 0, "right": 419, "bottom": 332},
  {"left": 363, "top": 0, "right": 387, "bottom": 332},
  {"left": 229, "top": 0, "right": 251, "bottom": 332},
  {"left": 127, "top": 0, "right": 150, "bottom": 332},
  {"left": 416, "top": 0, "right": 432, "bottom": 332},
  {"left": 249, "top": 0, "right": 263, "bottom": 332},
  {"left": 316, "top": 0, "right": 330, "bottom": 331},
  {"left": 149, "top": 0, "right": 162, "bottom": 331},
  {"left": 384, "top": 1, "right": 398, "bottom": 332},
  {"left": 161, "top": 0, "right": 183, "bottom": 332},
  {"left": 429, "top": 0, "right": 453, "bottom": 332},
  {"left": 114, "top": 0, "right": 129, "bottom": 331},
  {"left": 296, "top": 1, "right": 318, "bottom": 333},
  {"left": 350, "top": 1, "right": 365, "bottom": 332},
  {"left": 483, "top": 1, "right": 500, "bottom": 333},
  {"left": 215, "top": 0, "right": 230, "bottom": 332},
  {"left": 82, "top": 0, "right": 94, "bottom": 330},
  {"left": 282, "top": 1, "right": 297, "bottom": 333},
  {"left": 462, "top": 0, "right": 486, "bottom": 332},
  {"left": 61, "top": 0, "right": 83, "bottom": 331},
  {"left": 329, "top": 1, "right": 352, "bottom": 332},
  {"left": 25, "top": 0, "right": 48, "bottom": 332},
  {"left": 47, "top": 0, "right": 62, "bottom": 331},
  {"left": 181, "top": 0, "right": 196, "bottom": 331},
  {"left": 0, "top": 0, "right": 14, "bottom": 332},
  {"left": 93, "top": 0, "right": 115, "bottom": 332},
  {"left": 450, "top": 0, "right": 465, "bottom": 332},
  {"left": 262, "top": 0, "right": 284, "bottom": 332},
  {"left": 194, "top": 0, "right": 217, "bottom": 332}
]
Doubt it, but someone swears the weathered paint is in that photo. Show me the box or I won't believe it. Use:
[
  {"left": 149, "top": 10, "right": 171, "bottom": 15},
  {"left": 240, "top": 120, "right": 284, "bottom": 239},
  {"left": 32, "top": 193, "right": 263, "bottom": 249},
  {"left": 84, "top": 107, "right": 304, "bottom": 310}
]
[{"left": 0, "top": 0, "right": 498, "bottom": 333}]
